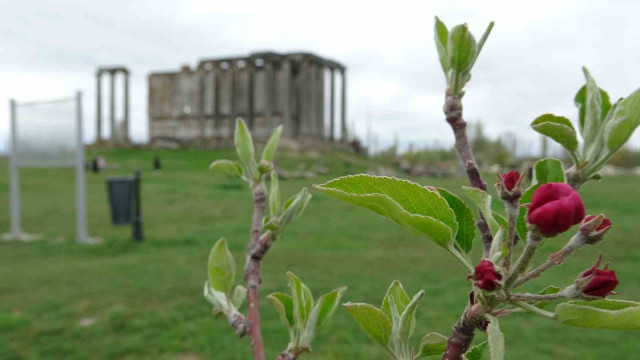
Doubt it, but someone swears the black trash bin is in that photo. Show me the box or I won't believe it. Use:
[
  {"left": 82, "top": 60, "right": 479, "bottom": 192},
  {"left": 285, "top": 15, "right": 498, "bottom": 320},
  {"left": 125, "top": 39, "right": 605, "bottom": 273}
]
[{"left": 106, "top": 176, "right": 134, "bottom": 225}]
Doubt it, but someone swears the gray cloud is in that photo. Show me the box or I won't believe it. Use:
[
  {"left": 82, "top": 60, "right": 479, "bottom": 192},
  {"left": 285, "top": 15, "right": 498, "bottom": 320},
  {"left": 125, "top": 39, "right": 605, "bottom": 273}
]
[{"left": 2, "top": 0, "right": 640, "bottom": 154}]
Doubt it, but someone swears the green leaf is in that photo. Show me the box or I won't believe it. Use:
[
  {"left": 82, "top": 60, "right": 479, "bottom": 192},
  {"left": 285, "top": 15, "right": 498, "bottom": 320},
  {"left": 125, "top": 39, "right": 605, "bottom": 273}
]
[
  {"left": 531, "top": 114, "right": 578, "bottom": 152},
  {"left": 535, "top": 286, "right": 562, "bottom": 309},
  {"left": 532, "top": 158, "right": 566, "bottom": 185},
  {"left": 314, "top": 287, "right": 347, "bottom": 331},
  {"left": 209, "top": 159, "right": 243, "bottom": 178},
  {"left": 280, "top": 188, "right": 311, "bottom": 229},
  {"left": 486, "top": 315, "right": 504, "bottom": 360},
  {"left": 261, "top": 125, "right": 283, "bottom": 162},
  {"left": 398, "top": 290, "right": 425, "bottom": 345},
  {"left": 207, "top": 238, "right": 235, "bottom": 296},
  {"left": 464, "top": 341, "right": 489, "bottom": 360},
  {"left": 554, "top": 299, "right": 640, "bottom": 330},
  {"left": 476, "top": 22, "right": 495, "bottom": 56},
  {"left": 287, "top": 272, "right": 313, "bottom": 328},
  {"left": 269, "top": 171, "right": 281, "bottom": 217},
  {"left": 343, "top": 303, "right": 392, "bottom": 347},
  {"left": 234, "top": 118, "right": 257, "bottom": 179},
  {"left": 299, "top": 286, "right": 348, "bottom": 348},
  {"left": 461, "top": 187, "right": 498, "bottom": 234},
  {"left": 604, "top": 87, "right": 640, "bottom": 156},
  {"left": 581, "top": 68, "right": 609, "bottom": 162},
  {"left": 315, "top": 175, "right": 456, "bottom": 249},
  {"left": 435, "top": 188, "right": 476, "bottom": 254},
  {"left": 268, "top": 292, "right": 295, "bottom": 328},
  {"left": 489, "top": 227, "right": 504, "bottom": 262},
  {"left": 447, "top": 24, "right": 478, "bottom": 74},
  {"left": 381, "top": 280, "right": 412, "bottom": 321},
  {"left": 434, "top": 17, "right": 449, "bottom": 74},
  {"left": 575, "top": 83, "right": 612, "bottom": 135},
  {"left": 416, "top": 332, "right": 448, "bottom": 358}
]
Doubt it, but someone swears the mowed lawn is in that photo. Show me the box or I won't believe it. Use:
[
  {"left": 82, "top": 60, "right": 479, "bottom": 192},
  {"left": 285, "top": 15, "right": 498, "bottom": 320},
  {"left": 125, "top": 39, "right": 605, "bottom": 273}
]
[{"left": 1, "top": 149, "right": 639, "bottom": 360}]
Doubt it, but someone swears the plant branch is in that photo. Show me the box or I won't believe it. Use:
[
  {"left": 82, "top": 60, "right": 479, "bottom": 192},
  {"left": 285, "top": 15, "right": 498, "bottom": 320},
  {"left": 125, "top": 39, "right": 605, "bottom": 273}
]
[
  {"left": 506, "top": 291, "right": 571, "bottom": 303},
  {"left": 245, "top": 182, "right": 268, "bottom": 360},
  {"left": 505, "top": 232, "right": 542, "bottom": 290},
  {"left": 277, "top": 349, "right": 303, "bottom": 360},
  {"left": 512, "top": 238, "right": 580, "bottom": 289},
  {"left": 444, "top": 91, "right": 493, "bottom": 258},
  {"left": 442, "top": 91, "right": 494, "bottom": 360},
  {"left": 441, "top": 306, "right": 477, "bottom": 360},
  {"left": 225, "top": 311, "right": 249, "bottom": 337},
  {"left": 502, "top": 204, "right": 518, "bottom": 272},
  {"left": 511, "top": 301, "right": 555, "bottom": 319}
]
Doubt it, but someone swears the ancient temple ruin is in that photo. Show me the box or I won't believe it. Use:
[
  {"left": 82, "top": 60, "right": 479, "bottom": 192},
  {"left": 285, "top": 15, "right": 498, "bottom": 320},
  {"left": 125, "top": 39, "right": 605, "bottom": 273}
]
[{"left": 148, "top": 52, "right": 347, "bottom": 146}]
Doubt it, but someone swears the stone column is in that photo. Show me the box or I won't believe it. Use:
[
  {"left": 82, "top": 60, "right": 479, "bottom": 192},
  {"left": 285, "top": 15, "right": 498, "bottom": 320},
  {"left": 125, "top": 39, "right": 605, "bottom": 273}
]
[
  {"left": 281, "top": 59, "right": 292, "bottom": 136},
  {"left": 96, "top": 71, "right": 102, "bottom": 142},
  {"left": 316, "top": 65, "right": 325, "bottom": 138},
  {"left": 123, "top": 70, "right": 129, "bottom": 143},
  {"left": 198, "top": 69, "right": 206, "bottom": 146},
  {"left": 109, "top": 70, "right": 116, "bottom": 143},
  {"left": 265, "top": 60, "right": 274, "bottom": 128},
  {"left": 329, "top": 68, "right": 335, "bottom": 141},
  {"left": 248, "top": 61, "right": 255, "bottom": 130},
  {"left": 213, "top": 63, "right": 220, "bottom": 133},
  {"left": 340, "top": 69, "right": 347, "bottom": 141},
  {"left": 230, "top": 62, "right": 237, "bottom": 127}
]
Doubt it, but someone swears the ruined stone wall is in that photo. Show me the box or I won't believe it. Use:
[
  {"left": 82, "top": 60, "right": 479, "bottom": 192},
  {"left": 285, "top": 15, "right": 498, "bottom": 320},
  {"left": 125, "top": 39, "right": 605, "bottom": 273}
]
[{"left": 148, "top": 53, "right": 345, "bottom": 146}]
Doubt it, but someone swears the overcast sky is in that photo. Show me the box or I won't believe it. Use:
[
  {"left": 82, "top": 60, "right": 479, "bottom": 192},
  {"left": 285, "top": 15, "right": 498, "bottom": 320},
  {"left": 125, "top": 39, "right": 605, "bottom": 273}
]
[{"left": 2, "top": 0, "right": 640, "bottom": 154}]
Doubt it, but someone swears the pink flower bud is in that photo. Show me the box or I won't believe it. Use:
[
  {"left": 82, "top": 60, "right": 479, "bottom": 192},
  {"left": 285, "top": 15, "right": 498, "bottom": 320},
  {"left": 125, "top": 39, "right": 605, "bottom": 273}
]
[
  {"left": 496, "top": 170, "right": 525, "bottom": 204},
  {"left": 527, "top": 182, "right": 585, "bottom": 237},
  {"left": 502, "top": 170, "right": 520, "bottom": 191},
  {"left": 578, "top": 256, "right": 619, "bottom": 298},
  {"left": 583, "top": 215, "right": 612, "bottom": 232},
  {"left": 472, "top": 260, "right": 502, "bottom": 291},
  {"left": 578, "top": 215, "right": 612, "bottom": 245}
]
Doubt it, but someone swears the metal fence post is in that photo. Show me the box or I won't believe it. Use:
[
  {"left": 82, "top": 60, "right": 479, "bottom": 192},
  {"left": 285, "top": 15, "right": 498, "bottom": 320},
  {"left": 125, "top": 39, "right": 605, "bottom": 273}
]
[
  {"left": 75, "top": 91, "right": 89, "bottom": 243},
  {"left": 8, "top": 99, "right": 21, "bottom": 239},
  {"left": 132, "top": 169, "right": 144, "bottom": 241}
]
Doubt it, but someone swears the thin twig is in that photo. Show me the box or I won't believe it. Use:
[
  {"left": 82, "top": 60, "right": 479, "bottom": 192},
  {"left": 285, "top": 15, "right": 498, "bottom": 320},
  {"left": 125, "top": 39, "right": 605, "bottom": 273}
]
[
  {"left": 505, "top": 232, "right": 542, "bottom": 290},
  {"left": 512, "top": 245, "right": 576, "bottom": 289},
  {"left": 442, "top": 306, "right": 476, "bottom": 360},
  {"left": 503, "top": 204, "right": 518, "bottom": 272},
  {"left": 442, "top": 90, "right": 494, "bottom": 360},
  {"left": 444, "top": 91, "right": 494, "bottom": 258},
  {"left": 245, "top": 183, "right": 268, "bottom": 360}
]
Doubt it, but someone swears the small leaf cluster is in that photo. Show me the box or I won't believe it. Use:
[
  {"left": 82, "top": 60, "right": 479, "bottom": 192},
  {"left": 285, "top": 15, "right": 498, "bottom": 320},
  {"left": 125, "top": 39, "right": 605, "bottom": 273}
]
[
  {"left": 344, "top": 281, "right": 436, "bottom": 360},
  {"left": 434, "top": 17, "right": 494, "bottom": 94},
  {"left": 204, "top": 238, "right": 246, "bottom": 319},
  {"left": 210, "top": 118, "right": 282, "bottom": 186},
  {"left": 268, "top": 273, "right": 346, "bottom": 354},
  {"left": 264, "top": 171, "right": 311, "bottom": 237},
  {"left": 531, "top": 67, "right": 640, "bottom": 185}
]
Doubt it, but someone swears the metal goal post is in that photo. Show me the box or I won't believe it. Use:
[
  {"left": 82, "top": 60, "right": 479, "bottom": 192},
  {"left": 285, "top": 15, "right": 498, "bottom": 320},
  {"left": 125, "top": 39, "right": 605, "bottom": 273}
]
[{"left": 2, "top": 91, "right": 92, "bottom": 243}]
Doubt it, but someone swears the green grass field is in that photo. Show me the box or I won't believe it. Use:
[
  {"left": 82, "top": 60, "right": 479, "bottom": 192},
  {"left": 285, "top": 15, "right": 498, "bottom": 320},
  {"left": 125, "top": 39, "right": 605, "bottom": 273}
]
[{"left": 1, "top": 149, "right": 639, "bottom": 360}]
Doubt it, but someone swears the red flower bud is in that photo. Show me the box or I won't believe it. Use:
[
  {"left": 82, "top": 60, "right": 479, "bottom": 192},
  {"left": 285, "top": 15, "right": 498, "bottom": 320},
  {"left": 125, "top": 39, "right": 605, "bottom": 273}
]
[
  {"left": 583, "top": 215, "right": 612, "bottom": 232},
  {"left": 472, "top": 260, "right": 502, "bottom": 291},
  {"left": 502, "top": 170, "right": 520, "bottom": 192},
  {"left": 578, "top": 256, "right": 619, "bottom": 298},
  {"left": 527, "top": 182, "right": 585, "bottom": 237}
]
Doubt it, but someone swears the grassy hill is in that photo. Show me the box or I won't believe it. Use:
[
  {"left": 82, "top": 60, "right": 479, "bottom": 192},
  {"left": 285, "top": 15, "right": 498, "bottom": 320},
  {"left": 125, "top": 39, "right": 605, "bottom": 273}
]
[{"left": 1, "top": 149, "right": 639, "bottom": 359}]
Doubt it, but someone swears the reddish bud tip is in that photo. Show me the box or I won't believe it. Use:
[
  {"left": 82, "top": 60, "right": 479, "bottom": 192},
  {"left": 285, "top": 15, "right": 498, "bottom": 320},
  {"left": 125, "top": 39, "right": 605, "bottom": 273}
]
[
  {"left": 579, "top": 257, "right": 619, "bottom": 298},
  {"left": 584, "top": 215, "right": 612, "bottom": 232},
  {"left": 502, "top": 170, "right": 520, "bottom": 192},
  {"left": 527, "top": 182, "right": 585, "bottom": 237},
  {"left": 473, "top": 260, "right": 502, "bottom": 291}
]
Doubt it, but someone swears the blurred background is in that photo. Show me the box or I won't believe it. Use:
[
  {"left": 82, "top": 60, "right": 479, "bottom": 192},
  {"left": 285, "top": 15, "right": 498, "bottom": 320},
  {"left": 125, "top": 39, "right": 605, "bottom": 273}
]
[{"left": 2, "top": 1, "right": 640, "bottom": 359}]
